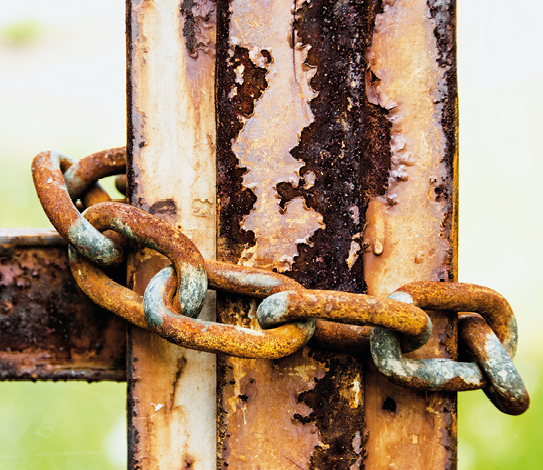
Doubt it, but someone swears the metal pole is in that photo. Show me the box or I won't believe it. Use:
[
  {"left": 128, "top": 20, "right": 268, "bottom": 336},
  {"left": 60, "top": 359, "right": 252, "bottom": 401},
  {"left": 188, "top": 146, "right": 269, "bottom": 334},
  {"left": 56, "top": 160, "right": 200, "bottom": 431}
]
[{"left": 127, "top": 1, "right": 217, "bottom": 467}]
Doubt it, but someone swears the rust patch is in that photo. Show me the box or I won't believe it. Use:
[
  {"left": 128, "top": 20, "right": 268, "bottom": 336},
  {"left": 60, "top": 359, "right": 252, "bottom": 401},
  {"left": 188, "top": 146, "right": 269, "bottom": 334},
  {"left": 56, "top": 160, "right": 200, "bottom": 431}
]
[
  {"left": 0, "top": 234, "right": 125, "bottom": 381},
  {"left": 149, "top": 199, "right": 178, "bottom": 225},
  {"left": 180, "top": 0, "right": 217, "bottom": 58},
  {"left": 300, "top": 350, "right": 367, "bottom": 469},
  {"left": 216, "top": 43, "right": 264, "bottom": 261},
  {"left": 218, "top": 333, "right": 327, "bottom": 469},
  {"left": 216, "top": 0, "right": 389, "bottom": 465},
  {"left": 285, "top": 0, "right": 390, "bottom": 291}
]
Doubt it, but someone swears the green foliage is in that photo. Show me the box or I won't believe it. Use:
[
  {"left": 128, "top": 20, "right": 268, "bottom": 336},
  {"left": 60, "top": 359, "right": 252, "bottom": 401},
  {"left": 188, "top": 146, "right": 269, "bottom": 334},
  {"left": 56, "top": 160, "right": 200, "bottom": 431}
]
[
  {"left": 458, "top": 360, "right": 543, "bottom": 470},
  {"left": 0, "top": 20, "right": 43, "bottom": 47},
  {"left": 0, "top": 382, "right": 126, "bottom": 469}
]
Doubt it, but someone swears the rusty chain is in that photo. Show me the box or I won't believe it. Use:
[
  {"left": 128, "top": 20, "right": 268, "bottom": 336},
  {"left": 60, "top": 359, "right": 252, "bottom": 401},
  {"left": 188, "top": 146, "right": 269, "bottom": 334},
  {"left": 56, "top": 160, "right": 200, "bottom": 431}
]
[{"left": 31, "top": 147, "right": 530, "bottom": 415}]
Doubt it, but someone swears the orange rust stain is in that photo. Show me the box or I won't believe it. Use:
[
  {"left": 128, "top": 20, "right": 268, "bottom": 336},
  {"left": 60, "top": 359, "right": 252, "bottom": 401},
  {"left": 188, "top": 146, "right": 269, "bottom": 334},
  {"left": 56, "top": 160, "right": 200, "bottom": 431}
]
[
  {"left": 363, "top": 0, "right": 451, "bottom": 298},
  {"left": 222, "top": 346, "right": 327, "bottom": 469}
]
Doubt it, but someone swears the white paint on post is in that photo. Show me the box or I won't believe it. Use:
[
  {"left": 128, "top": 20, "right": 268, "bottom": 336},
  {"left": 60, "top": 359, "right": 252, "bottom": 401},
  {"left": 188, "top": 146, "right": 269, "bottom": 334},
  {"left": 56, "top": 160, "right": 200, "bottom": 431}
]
[{"left": 129, "top": 0, "right": 217, "bottom": 468}]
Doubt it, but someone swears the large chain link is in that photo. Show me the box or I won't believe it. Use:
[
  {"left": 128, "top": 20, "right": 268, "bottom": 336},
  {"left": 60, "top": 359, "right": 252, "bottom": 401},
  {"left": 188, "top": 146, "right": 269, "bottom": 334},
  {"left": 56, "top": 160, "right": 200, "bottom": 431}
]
[{"left": 31, "top": 148, "right": 530, "bottom": 415}]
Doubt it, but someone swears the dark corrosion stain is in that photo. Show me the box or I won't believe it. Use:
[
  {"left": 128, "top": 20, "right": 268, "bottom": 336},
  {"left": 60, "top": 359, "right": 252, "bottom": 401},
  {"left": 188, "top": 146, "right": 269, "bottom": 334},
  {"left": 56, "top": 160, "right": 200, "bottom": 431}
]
[
  {"left": 277, "top": 0, "right": 391, "bottom": 293},
  {"left": 0, "top": 247, "right": 126, "bottom": 372},
  {"left": 427, "top": 0, "right": 458, "bottom": 282},
  {"left": 216, "top": 354, "right": 231, "bottom": 469},
  {"left": 149, "top": 199, "right": 177, "bottom": 217},
  {"left": 180, "top": 0, "right": 217, "bottom": 58},
  {"left": 216, "top": 0, "right": 390, "bottom": 465},
  {"left": 170, "top": 356, "right": 188, "bottom": 409},
  {"left": 297, "top": 349, "right": 367, "bottom": 469},
  {"left": 216, "top": 3, "right": 271, "bottom": 262},
  {"left": 434, "top": 183, "right": 449, "bottom": 202},
  {"left": 127, "top": 324, "right": 141, "bottom": 470}
]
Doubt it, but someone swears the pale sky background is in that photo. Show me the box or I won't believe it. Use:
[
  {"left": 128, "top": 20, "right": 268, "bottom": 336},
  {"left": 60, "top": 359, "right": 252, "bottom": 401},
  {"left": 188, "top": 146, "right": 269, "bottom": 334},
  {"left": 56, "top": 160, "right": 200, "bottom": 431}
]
[{"left": 0, "top": 1, "right": 541, "bottom": 469}]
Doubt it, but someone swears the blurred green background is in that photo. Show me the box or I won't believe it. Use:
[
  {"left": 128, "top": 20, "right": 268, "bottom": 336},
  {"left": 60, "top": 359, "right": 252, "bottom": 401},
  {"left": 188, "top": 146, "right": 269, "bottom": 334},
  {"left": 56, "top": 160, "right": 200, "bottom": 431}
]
[{"left": 0, "top": 0, "right": 541, "bottom": 468}]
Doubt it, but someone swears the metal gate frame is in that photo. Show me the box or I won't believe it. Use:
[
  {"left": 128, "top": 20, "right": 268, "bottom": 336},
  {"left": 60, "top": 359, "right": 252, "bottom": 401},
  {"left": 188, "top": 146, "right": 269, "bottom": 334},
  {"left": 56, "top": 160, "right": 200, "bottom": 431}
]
[{"left": 1, "top": 0, "right": 459, "bottom": 468}]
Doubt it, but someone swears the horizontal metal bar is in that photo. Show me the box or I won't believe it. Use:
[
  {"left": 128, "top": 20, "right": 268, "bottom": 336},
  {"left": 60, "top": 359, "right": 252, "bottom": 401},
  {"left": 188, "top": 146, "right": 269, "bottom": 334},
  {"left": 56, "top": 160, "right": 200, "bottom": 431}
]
[{"left": 0, "top": 229, "right": 126, "bottom": 381}]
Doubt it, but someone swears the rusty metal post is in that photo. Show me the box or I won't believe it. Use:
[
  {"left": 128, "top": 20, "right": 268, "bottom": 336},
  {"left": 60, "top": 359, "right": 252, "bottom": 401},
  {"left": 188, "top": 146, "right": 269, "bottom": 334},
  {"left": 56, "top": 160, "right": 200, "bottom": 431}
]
[
  {"left": 363, "top": 1, "right": 458, "bottom": 467},
  {"left": 126, "top": 1, "right": 217, "bottom": 467},
  {"left": 126, "top": 0, "right": 457, "bottom": 467}
]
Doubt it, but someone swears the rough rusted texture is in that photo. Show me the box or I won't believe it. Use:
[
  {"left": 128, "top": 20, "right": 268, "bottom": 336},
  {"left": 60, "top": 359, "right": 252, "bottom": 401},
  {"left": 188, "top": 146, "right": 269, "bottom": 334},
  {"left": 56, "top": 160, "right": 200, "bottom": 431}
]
[
  {"left": 371, "top": 327, "right": 486, "bottom": 391},
  {"left": 284, "top": 0, "right": 390, "bottom": 291},
  {"left": 206, "top": 259, "right": 302, "bottom": 297},
  {"left": 393, "top": 282, "right": 518, "bottom": 357},
  {"left": 427, "top": 0, "right": 458, "bottom": 270},
  {"left": 310, "top": 321, "right": 370, "bottom": 352},
  {"left": 459, "top": 314, "right": 529, "bottom": 415},
  {"left": 215, "top": 0, "right": 391, "bottom": 465},
  {"left": 217, "top": 346, "right": 327, "bottom": 468},
  {"left": 257, "top": 289, "right": 431, "bottom": 352},
  {"left": 371, "top": 311, "right": 529, "bottom": 415},
  {"left": 71, "top": 246, "right": 374, "bottom": 356},
  {"left": 180, "top": 0, "right": 217, "bottom": 58},
  {"left": 216, "top": 0, "right": 390, "bottom": 276},
  {"left": 69, "top": 248, "right": 148, "bottom": 331},
  {"left": 299, "top": 349, "right": 367, "bottom": 469},
  {"left": 361, "top": 0, "right": 459, "bottom": 466},
  {"left": 31, "top": 149, "right": 124, "bottom": 266},
  {"left": 0, "top": 230, "right": 125, "bottom": 381},
  {"left": 81, "top": 202, "right": 208, "bottom": 318},
  {"left": 127, "top": 0, "right": 219, "bottom": 463},
  {"left": 216, "top": 45, "right": 261, "bottom": 261}
]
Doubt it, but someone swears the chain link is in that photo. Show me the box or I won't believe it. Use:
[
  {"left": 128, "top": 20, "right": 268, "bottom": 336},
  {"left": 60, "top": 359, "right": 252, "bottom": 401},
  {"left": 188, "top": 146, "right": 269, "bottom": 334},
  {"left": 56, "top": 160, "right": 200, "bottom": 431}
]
[{"left": 31, "top": 148, "right": 530, "bottom": 415}]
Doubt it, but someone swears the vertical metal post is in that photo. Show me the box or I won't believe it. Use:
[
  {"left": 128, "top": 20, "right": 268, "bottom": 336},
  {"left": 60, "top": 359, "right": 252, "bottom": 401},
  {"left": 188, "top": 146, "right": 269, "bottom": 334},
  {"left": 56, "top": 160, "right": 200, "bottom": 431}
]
[
  {"left": 362, "top": 1, "right": 458, "bottom": 468},
  {"left": 127, "top": 1, "right": 217, "bottom": 468}
]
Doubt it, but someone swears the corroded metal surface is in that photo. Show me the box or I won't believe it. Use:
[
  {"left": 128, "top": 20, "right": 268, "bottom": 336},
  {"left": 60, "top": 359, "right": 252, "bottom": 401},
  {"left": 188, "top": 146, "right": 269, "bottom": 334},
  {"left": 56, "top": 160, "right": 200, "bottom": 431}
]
[
  {"left": 143, "top": 265, "right": 315, "bottom": 358},
  {"left": 216, "top": 0, "right": 383, "bottom": 466},
  {"left": 371, "top": 327, "right": 486, "bottom": 391},
  {"left": 82, "top": 202, "right": 208, "bottom": 318},
  {"left": 392, "top": 282, "right": 517, "bottom": 357},
  {"left": 362, "top": 0, "right": 458, "bottom": 467},
  {"left": 371, "top": 312, "right": 529, "bottom": 415},
  {"left": 63, "top": 147, "right": 126, "bottom": 200},
  {"left": 0, "top": 229, "right": 125, "bottom": 381},
  {"left": 127, "top": 0, "right": 217, "bottom": 467}
]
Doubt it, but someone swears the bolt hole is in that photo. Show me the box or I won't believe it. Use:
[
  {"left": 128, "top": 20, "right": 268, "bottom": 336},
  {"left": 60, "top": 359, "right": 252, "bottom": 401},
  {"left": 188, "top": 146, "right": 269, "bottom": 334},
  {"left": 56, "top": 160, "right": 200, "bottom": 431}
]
[{"left": 382, "top": 396, "right": 397, "bottom": 413}]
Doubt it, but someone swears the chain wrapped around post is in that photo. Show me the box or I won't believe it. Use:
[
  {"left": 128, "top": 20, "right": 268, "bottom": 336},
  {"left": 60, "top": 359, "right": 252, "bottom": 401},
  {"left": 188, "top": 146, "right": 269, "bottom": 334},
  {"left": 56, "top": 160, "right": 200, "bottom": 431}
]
[{"left": 31, "top": 147, "right": 530, "bottom": 415}]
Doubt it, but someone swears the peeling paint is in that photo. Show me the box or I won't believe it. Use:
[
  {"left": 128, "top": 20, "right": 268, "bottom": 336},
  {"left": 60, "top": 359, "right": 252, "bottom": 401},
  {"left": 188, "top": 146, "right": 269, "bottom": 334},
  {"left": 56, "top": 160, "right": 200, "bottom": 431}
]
[
  {"left": 363, "top": 0, "right": 451, "bottom": 296},
  {"left": 227, "top": 0, "right": 322, "bottom": 273},
  {"left": 217, "top": 0, "right": 387, "bottom": 465}
]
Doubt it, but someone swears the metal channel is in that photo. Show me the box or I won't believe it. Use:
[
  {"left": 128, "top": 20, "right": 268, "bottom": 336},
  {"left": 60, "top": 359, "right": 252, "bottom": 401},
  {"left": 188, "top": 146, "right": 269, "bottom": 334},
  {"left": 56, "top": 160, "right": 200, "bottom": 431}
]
[
  {"left": 216, "top": 0, "right": 380, "bottom": 467},
  {"left": 126, "top": 0, "right": 217, "bottom": 468},
  {"left": 215, "top": 0, "right": 458, "bottom": 468}
]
